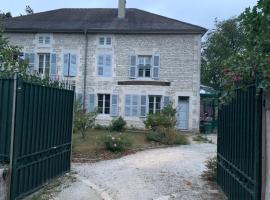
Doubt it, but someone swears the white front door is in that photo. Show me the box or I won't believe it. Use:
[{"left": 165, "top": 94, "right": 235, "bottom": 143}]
[{"left": 177, "top": 99, "right": 189, "bottom": 130}]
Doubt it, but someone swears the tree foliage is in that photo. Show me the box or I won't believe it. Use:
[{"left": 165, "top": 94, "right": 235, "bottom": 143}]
[{"left": 202, "top": 0, "right": 270, "bottom": 103}]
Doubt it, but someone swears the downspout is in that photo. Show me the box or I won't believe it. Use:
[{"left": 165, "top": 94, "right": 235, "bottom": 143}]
[{"left": 83, "top": 29, "right": 88, "bottom": 110}]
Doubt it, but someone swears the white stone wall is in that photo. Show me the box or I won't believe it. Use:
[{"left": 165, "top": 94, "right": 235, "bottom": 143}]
[{"left": 5, "top": 33, "right": 201, "bottom": 131}]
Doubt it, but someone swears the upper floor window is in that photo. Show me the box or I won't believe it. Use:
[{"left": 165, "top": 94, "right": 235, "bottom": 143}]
[
  {"left": 97, "top": 54, "right": 112, "bottom": 77},
  {"left": 138, "top": 56, "right": 152, "bottom": 78},
  {"left": 129, "top": 55, "right": 160, "bottom": 79},
  {"left": 99, "top": 37, "right": 112, "bottom": 46},
  {"left": 38, "top": 35, "right": 51, "bottom": 45}
]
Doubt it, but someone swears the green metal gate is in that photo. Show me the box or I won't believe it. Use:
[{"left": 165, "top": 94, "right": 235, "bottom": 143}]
[
  {"left": 217, "top": 85, "right": 262, "bottom": 200},
  {"left": 0, "top": 77, "right": 74, "bottom": 200}
]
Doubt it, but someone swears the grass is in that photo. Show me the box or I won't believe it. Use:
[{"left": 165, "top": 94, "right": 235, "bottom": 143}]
[{"left": 72, "top": 129, "right": 189, "bottom": 161}]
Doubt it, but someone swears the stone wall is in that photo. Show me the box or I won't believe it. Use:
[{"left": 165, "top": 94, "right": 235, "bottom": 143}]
[{"left": 5, "top": 33, "right": 201, "bottom": 131}]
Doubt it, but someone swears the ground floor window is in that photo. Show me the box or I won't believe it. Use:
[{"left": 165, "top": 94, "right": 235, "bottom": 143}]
[
  {"left": 38, "top": 53, "right": 50, "bottom": 76},
  {"left": 149, "top": 95, "right": 162, "bottom": 114},
  {"left": 98, "top": 94, "right": 110, "bottom": 114}
]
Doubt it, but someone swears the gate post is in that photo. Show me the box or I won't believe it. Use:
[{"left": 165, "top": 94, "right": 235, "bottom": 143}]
[
  {"left": 264, "top": 89, "right": 270, "bottom": 200},
  {"left": 7, "top": 70, "right": 18, "bottom": 200}
]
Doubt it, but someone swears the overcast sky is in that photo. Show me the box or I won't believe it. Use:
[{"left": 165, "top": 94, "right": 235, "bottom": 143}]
[{"left": 1, "top": 0, "right": 258, "bottom": 29}]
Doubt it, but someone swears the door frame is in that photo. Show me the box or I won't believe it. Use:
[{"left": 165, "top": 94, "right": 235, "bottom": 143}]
[{"left": 177, "top": 96, "right": 190, "bottom": 130}]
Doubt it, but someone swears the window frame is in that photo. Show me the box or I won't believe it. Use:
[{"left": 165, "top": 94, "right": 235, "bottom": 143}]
[
  {"left": 98, "top": 94, "right": 111, "bottom": 114},
  {"left": 38, "top": 53, "right": 51, "bottom": 77},
  {"left": 37, "top": 35, "right": 51, "bottom": 45},
  {"left": 97, "top": 54, "right": 112, "bottom": 77},
  {"left": 98, "top": 36, "right": 112, "bottom": 46},
  {"left": 137, "top": 55, "right": 152, "bottom": 78},
  {"left": 148, "top": 95, "right": 162, "bottom": 114}
]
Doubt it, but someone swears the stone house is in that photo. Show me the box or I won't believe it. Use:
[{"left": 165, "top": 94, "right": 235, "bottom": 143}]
[{"left": 3, "top": 0, "right": 206, "bottom": 131}]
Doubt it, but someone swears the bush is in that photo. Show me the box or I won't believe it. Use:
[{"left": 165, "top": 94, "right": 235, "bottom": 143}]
[
  {"left": 73, "top": 100, "right": 97, "bottom": 138},
  {"left": 144, "top": 104, "right": 177, "bottom": 131},
  {"left": 201, "top": 156, "right": 217, "bottom": 181},
  {"left": 94, "top": 124, "right": 108, "bottom": 130},
  {"left": 109, "top": 117, "right": 127, "bottom": 132},
  {"left": 146, "top": 131, "right": 164, "bottom": 143},
  {"left": 147, "top": 130, "right": 189, "bottom": 145},
  {"left": 100, "top": 133, "right": 133, "bottom": 152}
]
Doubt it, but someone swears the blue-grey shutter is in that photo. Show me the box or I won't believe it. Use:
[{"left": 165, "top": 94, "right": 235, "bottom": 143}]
[
  {"left": 76, "top": 93, "right": 83, "bottom": 105},
  {"left": 152, "top": 55, "right": 160, "bottom": 79},
  {"left": 132, "top": 95, "right": 139, "bottom": 116},
  {"left": 129, "top": 55, "right": 137, "bottom": 78},
  {"left": 97, "top": 55, "right": 104, "bottom": 76},
  {"left": 69, "top": 54, "right": 77, "bottom": 77},
  {"left": 125, "top": 95, "right": 131, "bottom": 116},
  {"left": 163, "top": 96, "right": 170, "bottom": 108},
  {"left": 104, "top": 55, "right": 112, "bottom": 77},
  {"left": 110, "top": 94, "right": 118, "bottom": 116},
  {"left": 25, "top": 53, "right": 35, "bottom": 74},
  {"left": 63, "top": 54, "right": 69, "bottom": 76},
  {"left": 89, "top": 94, "right": 96, "bottom": 112},
  {"left": 50, "top": 53, "right": 57, "bottom": 75},
  {"left": 140, "top": 95, "right": 147, "bottom": 117}
]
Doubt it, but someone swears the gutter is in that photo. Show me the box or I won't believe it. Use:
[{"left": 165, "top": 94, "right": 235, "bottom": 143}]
[{"left": 83, "top": 29, "right": 88, "bottom": 110}]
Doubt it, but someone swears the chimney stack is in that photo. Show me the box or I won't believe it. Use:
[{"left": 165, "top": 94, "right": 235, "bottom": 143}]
[{"left": 118, "top": 0, "right": 126, "bottom": 19}]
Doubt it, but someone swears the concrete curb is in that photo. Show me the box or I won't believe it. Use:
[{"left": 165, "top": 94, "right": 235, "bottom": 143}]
[{"left": 76, "top": 175, "right": 113, "bottom": 200}]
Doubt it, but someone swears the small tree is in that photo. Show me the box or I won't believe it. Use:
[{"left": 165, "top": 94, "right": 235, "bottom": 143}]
[{"left": 73, "top": 100, "right": 97, "bottom": 138}]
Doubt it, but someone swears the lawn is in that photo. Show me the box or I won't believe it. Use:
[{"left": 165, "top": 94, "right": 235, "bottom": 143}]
[{"left": 72, "top": 129, "right": 163, "bottom": 162}]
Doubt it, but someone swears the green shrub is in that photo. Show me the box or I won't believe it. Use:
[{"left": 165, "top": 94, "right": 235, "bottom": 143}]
[
  {"left": 201, "top": 156, "right": 217, "bottom": 181},
  {"left": 144, "top": 104, "right": 177, "bottom": 131},
  {"left": 147, "top": 130, "right": 189, "bottom": 145},
  {"left": 94, "top": 124, "right": 108, "bottom": 130},
  {"left": 100, "top": 133, "right": 133, "bottom": 152},
  {"left": 146, "top": 131, "right": 164, "bottom": 143},
  {"left": 73, "top": 100, "right": 97, "bottom": 138},
  {"left": 109, "top": 117, "right": 127, "bottom": 132}
]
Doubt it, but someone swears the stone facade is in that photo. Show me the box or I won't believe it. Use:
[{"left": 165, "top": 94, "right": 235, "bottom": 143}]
[{"left": 5, "top": 33, "right": 202, "bottom": 131}]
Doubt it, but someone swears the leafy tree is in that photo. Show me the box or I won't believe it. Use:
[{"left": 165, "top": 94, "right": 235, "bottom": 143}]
[
  {"left": 201, "top": 18, "right": 245, "bottom": 91},
  {"left": 0, "top": 11, "right": 12, "bottom": 19},
  {"left": 73, "top": 100, "right": 97, "bottom": 139}
]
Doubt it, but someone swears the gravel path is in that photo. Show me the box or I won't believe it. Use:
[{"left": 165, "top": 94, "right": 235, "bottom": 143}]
[{"left": 74, "top": 143, "right": 226, "bottom": 200}]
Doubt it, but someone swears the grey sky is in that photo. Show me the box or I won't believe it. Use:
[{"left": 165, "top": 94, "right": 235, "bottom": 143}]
[{"left": 1, "top": 0, "right": 257, "bottom": 29}]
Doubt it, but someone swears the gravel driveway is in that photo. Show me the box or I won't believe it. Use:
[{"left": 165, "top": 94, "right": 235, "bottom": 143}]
[{"left": 71, "top": 143, "right": 225, "bottom": 200}]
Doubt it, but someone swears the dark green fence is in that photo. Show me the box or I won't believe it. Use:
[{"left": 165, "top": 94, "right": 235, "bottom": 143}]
[
  {"left": 0, "top": 79, "right": 14, "bottom": 162},
  {"left": 0, "top": 77, "right": 74, "bottom": 200},
  {"left": 217, "top": 85, "right": 262, "bottom": 200}
]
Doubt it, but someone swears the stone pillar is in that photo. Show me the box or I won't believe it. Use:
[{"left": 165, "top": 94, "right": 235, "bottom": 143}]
[{"left": 264, "top": 90, "right": 270, "bottom": 200}]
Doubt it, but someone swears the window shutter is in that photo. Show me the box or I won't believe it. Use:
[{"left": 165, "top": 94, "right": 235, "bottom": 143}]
[
  {"left": 89, "top": 94, "right": 96, "bottom": 112},
  {"left": 76, "top": 93, "right": 83, "bottom": 107},
  {"left": 50, "top": 53, "right": 57, "bottom": 76},
  {"left": 163, "top": 96, "right": 171, "bottom": 108},
  {"left": 63, "top": 54, "right": 69, "bottom": 76},
  {"left": 132, "top": 95, "right": 139, "bottom": 116},
  {"left": 125, "top": 95, "right": 132, "bottom": 116},
  {"left": 110, "top": 94, "right": 118, "bottom": 116},
  {"left": 152, "top": 55, "right": 160, "bottom": 79},
  {"left": 104, "top": 55, "right": 112, "bottom": 77},
  {"left": 129, "top": 55, "right": 137, "bottom": 79},
  {"left": 25, "top": 53, "right": 35, "bottom": 74},
  {"left": 97, "top": 55, "right": 104, "bottom": 76},
  {"left": 69, "top": 54, "right": 77, "bottom": 77},
  {"left": 140, "top": 95, "right": 147, "bottom": 117}
]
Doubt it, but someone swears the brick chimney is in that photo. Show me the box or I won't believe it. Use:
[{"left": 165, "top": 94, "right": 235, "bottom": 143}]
[{"left": 118, "top": 0, "right": 126, "bottom": 19}]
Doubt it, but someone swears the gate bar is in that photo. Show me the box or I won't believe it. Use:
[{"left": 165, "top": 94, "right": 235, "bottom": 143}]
[{"left": 7, "top": 71, "right": 18, "bottom": 200}]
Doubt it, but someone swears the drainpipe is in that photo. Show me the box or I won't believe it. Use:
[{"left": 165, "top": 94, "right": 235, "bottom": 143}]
[{"left": 83, "top": 29, "right": 88, "bottom": 110}]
